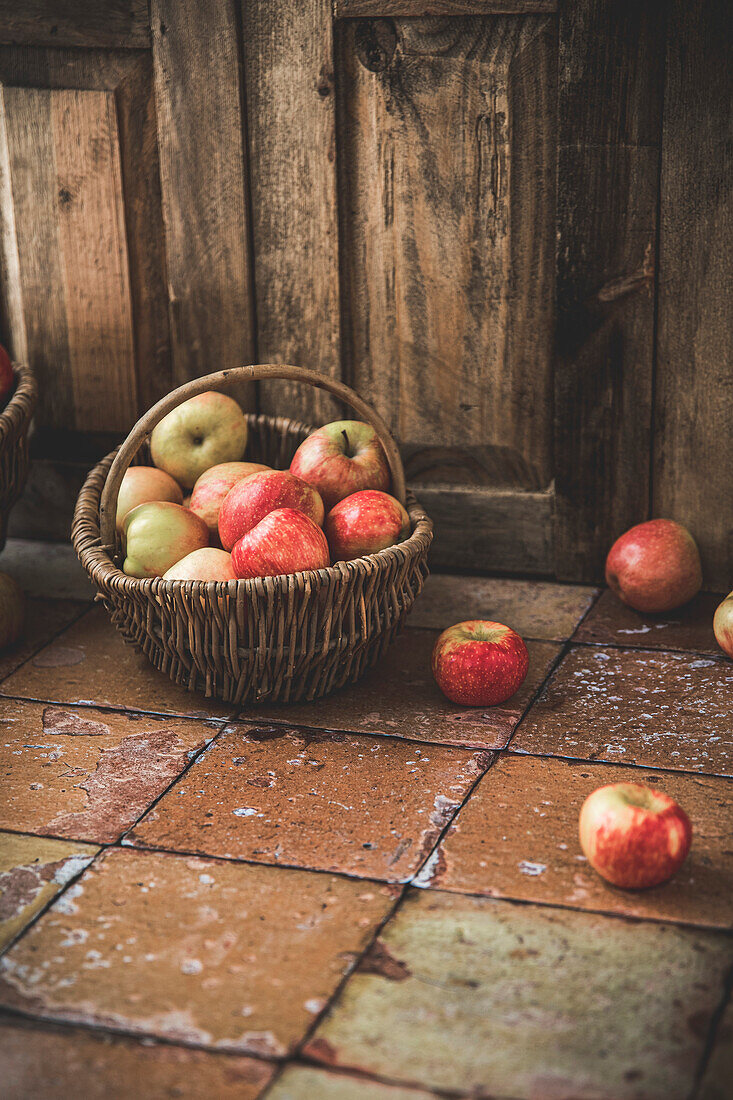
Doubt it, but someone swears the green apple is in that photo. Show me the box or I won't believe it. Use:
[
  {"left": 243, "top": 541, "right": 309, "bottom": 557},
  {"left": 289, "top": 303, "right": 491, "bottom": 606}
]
[
  {"left": 713, "top": 591, "right": 733, "bottom": 659},
  {"left": 150, "top": 391, "right": 248, "bottom": 489},
  {"left": 123, "top": 502, "right": 209, "bottom": 578},
  {"left": 116, "top": 466, "right": 183, "bottom": 533}
]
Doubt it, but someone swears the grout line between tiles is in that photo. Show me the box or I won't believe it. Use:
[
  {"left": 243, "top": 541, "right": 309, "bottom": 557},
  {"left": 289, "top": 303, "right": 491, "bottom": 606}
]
[
  {"left": 0, "top": 600, "right": 94, "bottom": 689},
  {"left": 272, "top": 1055, "right": 481, "bottom": 1099},
  {"left": 500, "top": 747, "right": 733, "bottom": 783},
  {"left": 689, "top": 957, "right": 733, "bottom": 1100},
  {"left": 569, "top": 637, "right": 727, "bottom": 660},
  {"left": 0, "top": 689, "right": 237, "bottom": 724}
]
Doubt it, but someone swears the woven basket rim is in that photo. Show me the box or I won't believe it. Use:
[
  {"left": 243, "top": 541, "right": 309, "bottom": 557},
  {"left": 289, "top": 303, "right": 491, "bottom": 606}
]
[{"left": 0, "top": 360, "right": 37, "bottom": 445}]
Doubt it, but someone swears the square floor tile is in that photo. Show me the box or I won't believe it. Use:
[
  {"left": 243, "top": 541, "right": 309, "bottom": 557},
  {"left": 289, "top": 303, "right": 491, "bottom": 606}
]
[
  {"left": 131, "top": 722, "right": 491, "bottom": 882},
  {"left": 0, "top": 699, "right": 222, "bottom": 843},
  {"left": 0, "top": 847, "right": 395, "bottom": 1056},
  {"left": 305, "top": 890, "right": 733, "bottom": 1098},
  {"left": 0, "top": 598, "right": 88, "bottom": 685},
  {"left": 0, "top": 1018, "right": 274, "bottom": 1100},
  {"left": 698, "top": 996, "right": 733, "bottom": 1100},
  {"left": 0, "top": 833, "right": 98, "bottom": 952},
  {"left": 418, "top": 755, "right": 733, "bottom": 929},
  {"left": 574, "top": 590, "right": 724, "bottom": 654},
  {"left": 244, "top": 630, "right": 561, "bottom": 750},
  {"left": 512, "top": 645, "right": 733, "bottom": 774},
  {"left": 0, "top": 606, "right": 232, "bottom": 720},
  {"left": 410, "top": 574, "right": 599, "bottom": 641},
  {"left": 270, "top": 1065, "right": 437, "bottom": 1099}
]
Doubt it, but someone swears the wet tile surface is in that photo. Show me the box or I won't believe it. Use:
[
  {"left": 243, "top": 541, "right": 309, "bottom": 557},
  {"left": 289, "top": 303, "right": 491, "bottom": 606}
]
[
  {"left": 698, "top": 996, "right": 733, "bottom": 1100},
  {"left": 575, "top": 589, "right": 724, "bottom": 655},
  {"left": 0, "top": 833, "right": 98, "bottom": 952},
  {"left": 246, "top": 630, "right": 561, "bottom": 750},
  {"left": 270, "top": 1065, "right": 438, "bottom": 1099},
  {"left": 512, "top": 645, "right": 733, "bottom": 774},
  {"left": 0, "top": 1018, "right": 274, "bottom": 1100},
  {"left": 0, "top": 605, "right": 233, "bottom": 720},
  {"left": 419, "top": 755, "right": 733, "bottom": 928},
  {"left": 131, "top": 722, "right": 490, "bottom": 882},
  {"left": 0, "top": 598, "right": 88, "bottom": 685},
  {"left": 0, "top": 847, "right": 395, "bottom": 1056},
  {"left": 0, "top": 699, "right": 222, "bottom": 843},
  {"left": 411, "top": 574, "right": 599, "bottom": 641},
  {"left": 305, "top": 890, "right": 733, "bottom": 1099}
]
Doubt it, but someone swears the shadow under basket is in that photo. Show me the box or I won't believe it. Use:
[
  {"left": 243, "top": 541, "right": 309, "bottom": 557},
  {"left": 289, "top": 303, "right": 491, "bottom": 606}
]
[{"left": 72, "top": 365, "right": 433, "bottom": 706}]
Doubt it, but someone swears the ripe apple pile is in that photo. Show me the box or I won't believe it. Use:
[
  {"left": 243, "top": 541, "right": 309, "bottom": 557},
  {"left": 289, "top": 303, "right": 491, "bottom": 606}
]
[{"left": 117, "top": 394, "right": 411, "bottom": 582}]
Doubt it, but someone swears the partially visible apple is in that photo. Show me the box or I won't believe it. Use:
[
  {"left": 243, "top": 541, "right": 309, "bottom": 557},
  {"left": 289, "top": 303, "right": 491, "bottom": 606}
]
[
  {"left": 713, "top": 591, "right": 733, "bottom": 659},
  {"left": 163, "top": 547, "right": 236, "bottom": 582},
  {"left": 231, "top": 508, "right": 330, "bottom": 579},
  {"left": 579, "top": 782, "right": 692, "bottom": 889},
  {"left": 190, "top": 461, "right": 270, "bottom": 539},
  {"left": 116, "top": 466, "right": 183, "bottom": 533},
  {"left": 150, "top": 391, "right": 248, "bottom": 489},
  {"left": 123, "top": 502, "right": 209, "bottom": 578},
  {"left": 605, "top": 519, "right": 702, "bottom": 613},
  {"left": 325, "top": 489, "right": 410, "bottom": 562},
  {"left": 290, "top": 420, "right": 390, "bottom": 510},
  {"left": 219, "top": 470, "right": 324, "bottom": 551},
  {"left": 0, "top": 572, "right": 24, "bottom": 650},
  {"left": 432, "top": 620, "right": 529, "bottom": 707},
  {"left": 0, "top": 345, "right": 13, "bottom": 405}
]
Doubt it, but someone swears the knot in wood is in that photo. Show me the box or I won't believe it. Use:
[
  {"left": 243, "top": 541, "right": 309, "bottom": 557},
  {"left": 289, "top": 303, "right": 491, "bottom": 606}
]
[{"left": 355, "top": 18, "right": 397, "bottom": 73}]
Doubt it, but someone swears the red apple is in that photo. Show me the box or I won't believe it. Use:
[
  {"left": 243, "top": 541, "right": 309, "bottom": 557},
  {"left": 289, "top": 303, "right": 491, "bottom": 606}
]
[
  {"left": 579, "top": 782, "right": 692, "bottom": 889},
  {"left": 122, "top": 502, "right": 209, "bottom": 578},
  {"left": 190, "top": 461, "right": 270, "bottom": 539},
  {"left": 116, "top": 466, "right": 184, "bottom": 533},
  {"left": 0, "top": 345, "right": 13, "bottom": 405},
  {"left": 325, "top": 489, "right": 410, "bottom": 562},
  {"left": 605, "top": 519, "right": 702, "bottom": 613},
  {"left": 0, "top": 572, "right": 24, "bottom": 650},
  {"left": 290, "top": 420, "right": 390, "bottom": 510},
  {"left": 232, "top": 508, "right": 330, "bottom": 579},
  {"left": 431, "top": 620, "right": 529, "bottom": 707},
  {"left": 163, "top": 547, "right": 236, "bottom": 582},
  {"left": 713, "top": 591, "right": 733, "bottom": 659},
  {"left": 218, "top": 470, "right": 324, "bottom": 551}
]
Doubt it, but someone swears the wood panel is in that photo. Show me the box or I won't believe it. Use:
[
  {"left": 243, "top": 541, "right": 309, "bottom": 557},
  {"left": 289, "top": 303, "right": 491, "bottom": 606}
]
[
  {"left": 336, "top": 2, "right": 557, "bottom": 14},
  {"left": 151, "top": 0, "right": 256, "bottom": 403},
  {"left": 654, "top": 0, "right": 732, "bottom": 590},
  {"left": 242, "top": 0, "right": 342, "bottom": 424},
  {"left": 553, "top": 0, "right": 666, "bottom": 581},
  {"left": 337, "top": 15, "right": 556, "bottom": 490},
  {"left": 0, "top": 0, "right": 150, "bottom": 49}
]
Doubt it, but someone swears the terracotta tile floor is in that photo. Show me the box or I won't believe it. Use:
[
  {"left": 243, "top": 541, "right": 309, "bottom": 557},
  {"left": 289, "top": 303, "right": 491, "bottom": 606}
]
[{"left": 0, "top": 550, "right": 731, "bottom": 1098}]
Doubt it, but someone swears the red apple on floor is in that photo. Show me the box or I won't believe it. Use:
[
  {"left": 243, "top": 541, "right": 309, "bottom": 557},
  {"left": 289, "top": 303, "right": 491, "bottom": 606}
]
[
  {"left": 116, "top": 466, "right": 184, "bottom": 533},
  {"left": 218, "top": 470, "right": 325, "bottom": 551},
  {"left": 232, "top": 508, "right": 330, "bottom": 579},
  {"left": 150, "top": 391, "right": 248, "bottom": 489},
  {"left": 123, "top": 502, "right": 209, "bottom": 578},
  {"left": 431, "top": 620, "right": 529, "bottom": 707},
  {"left": 713, "top": 591, "right": 733, "bottom": 659},
  {"left": 190, "top": 461, "right": 270, "bottom": 539},
  {"left": 0, "top": 572, "right": 24, "bottom": 650},
  {"left": 290, "top": 420, "right": 391, "bottom": 510},
  {"left": 325, "top": 489, "right": 410, "bottom": 562},
  {"left": 605, "top": 519, "right": 702, "bottom": 613},
  {"left": 579, "top": 782, "right": 692, "bottom": 889},
  {"left": 163, "top": 547, "right": 236, "bottom": 582},
  {"left": 0, "top": 345, "right": 13, "bottom": 405}
]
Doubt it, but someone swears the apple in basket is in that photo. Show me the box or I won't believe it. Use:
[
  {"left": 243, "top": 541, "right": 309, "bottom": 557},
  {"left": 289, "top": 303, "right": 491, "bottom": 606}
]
[
  {"left": 190, "top": 461, "right": 270, "bottom": 539},
  {"left": 122, "top": 502, "right": 209, "bottom": 578},
  {"left": 432, "top": 621, "right": 529, "bottom": 707},
  {"left": 290, "top": 420, "right": 390, "bottom": 510},
  {"left": 163, "top": 547, "right": 236, "bottom": 582},
  {"left": 326, "top": 490, "right": 410, "bottom": 562},
  {"left": 232, "top": 508, "right": 330, "bottom": 579},
  {"left": 150, "top": 391, "right": 248, "bottom": 489},
  {"left": 218, "top": 470, "right": 324, "bottom": 551},
  {"left": 605, "top": 519, "right": 702, "bottom": 613},
  {"left": 713, "top": 591, "right": 733, "bottom": 659},
  {"left": 116, "top": 466, "right": 183, "bottom": 533},
  {"left": 0, "top": 345, "right": 13, "bottom": 405}
]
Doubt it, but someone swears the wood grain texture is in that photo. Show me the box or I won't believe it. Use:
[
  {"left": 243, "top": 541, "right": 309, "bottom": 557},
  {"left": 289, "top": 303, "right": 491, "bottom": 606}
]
[
  {"left": 336, "top": 2, "right": 557, "bottom": 14},
  {"left": 338, "top": 15, "right": 556, "bottom": 490},
  {"left": 243, "top": 0, "right": 343, "bottom": 424},
  {"left": 654, "top": 0, "right": 732, "bottom": 590},
  {"left": 151, "top": 0, "right": 256, "bottom": 404},
  {"left": 553, "top": 0, "right": 665, "bottom": 581},
  {"left": 0, "top": 0, "right": 150, "bottom": 49}
]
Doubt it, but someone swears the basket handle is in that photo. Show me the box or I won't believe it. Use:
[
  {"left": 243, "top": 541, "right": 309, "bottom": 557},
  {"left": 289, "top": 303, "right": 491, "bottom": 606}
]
[{"left": 99, "top": 363, "right": 407, "bottom": 550}]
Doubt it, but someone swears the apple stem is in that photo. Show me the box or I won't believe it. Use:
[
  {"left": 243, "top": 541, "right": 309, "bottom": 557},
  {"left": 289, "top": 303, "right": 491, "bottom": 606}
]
[{"left": 341, "top": 428, "right": 350, "bottom": 456}]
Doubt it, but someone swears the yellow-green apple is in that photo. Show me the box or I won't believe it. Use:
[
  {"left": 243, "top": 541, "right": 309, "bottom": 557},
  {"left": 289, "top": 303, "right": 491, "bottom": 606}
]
[
  {"left": 123, "top": 502, "right": 209, "bottom": 578},
  {"left": 713, "top": 591, "right": 733, "bottom": 659},
  {"left": 0, "top": 345, "right": 13, "bottom": 404},
  {"left": 0, "top": 572, "right": 24, "bottom": 649},
  {"left": 190, "top": 461, "right": 270, "bottom": 539},
  {"left": 432, "top": 620, "right": 528, "bottom": 707},
  {"left": 325, "top": 489, "right": 410, "bottom": 561},
  {"left": 290, "top": 420, "right": 390, "bottom": 510},
  {"left": 579, "top": 782, "right": 692, "bottom": 889},
  {"left": 232, "top": 508, "right": 330, "bottom": 579},
  {"left": 150, "top": 391, "right": 248, "bottom": 489},
  {"left": 218, "top": 470, "right": 324, "bottom": 551},
  {"left": 605, "top": 519, "right": 702, "bottom": 613},
  {"left": 116, "top": 466, "right": 183, "bottom": 533},
  {"left": 163, "top": 547, "right": 236, "bottom": 581}
]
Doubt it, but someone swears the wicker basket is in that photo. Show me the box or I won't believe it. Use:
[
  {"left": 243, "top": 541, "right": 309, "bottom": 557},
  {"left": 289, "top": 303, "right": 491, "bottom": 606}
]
[
  {"left": 0, "top": 361, "right": 37, "bottom": 551},
  {"left": 72, "top": 364, "right": 433, "bottom": 705}
]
